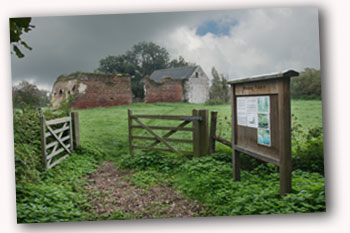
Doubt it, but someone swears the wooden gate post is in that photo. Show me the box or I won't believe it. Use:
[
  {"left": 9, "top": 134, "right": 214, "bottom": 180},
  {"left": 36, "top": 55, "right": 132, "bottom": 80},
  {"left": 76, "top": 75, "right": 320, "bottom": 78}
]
[
  {"left": 40, "top": 116, "right": 47, "bottom": 169},
  {"left": 198, "top": 109, "right": 209, "bottom": 156},
  {"left": 128, "top": 109, "right": 134, "bottom": 156},
  {"left": 209, "top": 111, "right": 218, "bottom": 154},
  {"left": 192, "top": 109, "right": 200, "bottom": 157},
  {"left": 71, "top": 112, "right": 80, "bottom": 148}
]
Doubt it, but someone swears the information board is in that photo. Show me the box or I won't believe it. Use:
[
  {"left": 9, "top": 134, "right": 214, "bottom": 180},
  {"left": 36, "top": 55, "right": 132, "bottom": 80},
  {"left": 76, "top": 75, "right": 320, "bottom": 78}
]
[{"left": 228, "top": 70, "right": 299, "bottom": 196}]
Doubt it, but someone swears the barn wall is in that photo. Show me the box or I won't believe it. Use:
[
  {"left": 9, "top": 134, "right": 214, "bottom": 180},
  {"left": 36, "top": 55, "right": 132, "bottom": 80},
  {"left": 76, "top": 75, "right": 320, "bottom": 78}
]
[
  {"left": 51, "top": 73, "right": 132, "bottom": 110},
  {"left": 144, "top": 77, "right": 184, "bottom": 103},
  {"left": 184, "top": 66, "right": 210, "bottom": 103}
]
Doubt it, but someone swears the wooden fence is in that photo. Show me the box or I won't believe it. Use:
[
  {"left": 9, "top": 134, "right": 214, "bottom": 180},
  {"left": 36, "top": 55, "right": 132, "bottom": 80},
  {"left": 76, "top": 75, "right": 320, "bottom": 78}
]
[
  {"left": 40, "top": 112, "right": 80, "bottom": 169},
  {"left": 128, "top": 109, "right": 209, "bottom": 157},
  {"left": 209, "top": 111, "right": 232, "bottom": 154}
]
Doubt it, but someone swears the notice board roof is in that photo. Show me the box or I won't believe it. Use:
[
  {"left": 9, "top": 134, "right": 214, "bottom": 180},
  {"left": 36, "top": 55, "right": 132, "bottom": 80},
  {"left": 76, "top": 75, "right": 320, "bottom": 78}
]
[{"left": 227, "top": 69, "right": 299, "bottom": 85}]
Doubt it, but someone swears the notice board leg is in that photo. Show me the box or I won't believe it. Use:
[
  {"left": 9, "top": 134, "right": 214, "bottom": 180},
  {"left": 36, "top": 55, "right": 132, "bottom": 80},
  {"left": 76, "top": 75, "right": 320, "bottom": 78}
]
[
  {"left": 232, "top": 149, "right": 240, "bottom": 181},
  {"left": 280, "top": 164, "right": 291, "bottom": 196}
]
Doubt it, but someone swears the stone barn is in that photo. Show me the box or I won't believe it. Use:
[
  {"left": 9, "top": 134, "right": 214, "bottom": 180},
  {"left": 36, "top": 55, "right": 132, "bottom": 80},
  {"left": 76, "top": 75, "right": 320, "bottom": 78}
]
[
  {"left": 144, "top": 66, "right": 209, "bottom": 104},
  {"left": 50, "top": 72, "right": 132, "bottom": 109}
]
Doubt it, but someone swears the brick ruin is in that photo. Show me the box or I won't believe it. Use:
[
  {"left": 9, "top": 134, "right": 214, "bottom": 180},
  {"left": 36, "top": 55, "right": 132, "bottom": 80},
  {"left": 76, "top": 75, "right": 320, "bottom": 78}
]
[
  {"left": 50, "top": 72, "right": 132, "bottom": 110},
  {"left": 144, "top": 77, "right": 184, "bottom": 103}
]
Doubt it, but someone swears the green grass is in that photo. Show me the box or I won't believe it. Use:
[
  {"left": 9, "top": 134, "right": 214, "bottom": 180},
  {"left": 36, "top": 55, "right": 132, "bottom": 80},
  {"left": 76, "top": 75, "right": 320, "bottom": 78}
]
[
  {"left": 291, "top": 99, "right": 323, "bottom": 128},
  {"left": 78, "top": 100, "right": 323, "bottom": 155},
  {"left": 16, "top": 100, "right": 324, "bottom": 222}
]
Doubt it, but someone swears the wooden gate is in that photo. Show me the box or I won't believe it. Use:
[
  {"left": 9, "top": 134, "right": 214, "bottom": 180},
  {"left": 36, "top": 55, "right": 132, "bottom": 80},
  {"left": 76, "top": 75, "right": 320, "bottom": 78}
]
[
  {"left": 40, "top": 112, "right": 80, "bottom": 169},
  {"left": 128, "top": 109, "right": 208, "bottom": 157}
]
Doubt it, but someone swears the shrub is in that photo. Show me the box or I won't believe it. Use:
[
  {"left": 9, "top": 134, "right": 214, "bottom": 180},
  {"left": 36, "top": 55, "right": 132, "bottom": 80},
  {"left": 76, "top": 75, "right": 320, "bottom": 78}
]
[
  {"left": 174, "top": 156, "right": 325, "bottom": 216},
  {"left": 16, "top": 145, "right": 104, "bottom": 223},
  {"left": 13, "top": 108, "right": 67, "bottom": 184},
  {"left": 292, "top": 124, "right": 324, "bottom": 174}
]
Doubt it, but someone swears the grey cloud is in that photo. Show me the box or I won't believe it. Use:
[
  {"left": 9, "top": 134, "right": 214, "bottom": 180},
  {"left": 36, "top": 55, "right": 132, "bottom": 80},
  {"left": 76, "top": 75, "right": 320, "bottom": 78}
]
[{"left": 10, "top": 8, "right": 320, "bottom": 90}]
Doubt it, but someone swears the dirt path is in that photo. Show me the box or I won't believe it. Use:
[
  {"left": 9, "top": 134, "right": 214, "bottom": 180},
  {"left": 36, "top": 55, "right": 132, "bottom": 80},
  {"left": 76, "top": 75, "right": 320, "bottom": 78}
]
[{"left": 85, "top": 161, "right": 205, "bottom": 219}]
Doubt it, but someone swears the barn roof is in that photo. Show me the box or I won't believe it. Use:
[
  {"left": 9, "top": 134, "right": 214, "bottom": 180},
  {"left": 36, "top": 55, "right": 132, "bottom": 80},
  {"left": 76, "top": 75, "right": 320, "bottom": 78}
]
[{"left": 149, "top": 66, "right": 198, "bottom": 83}]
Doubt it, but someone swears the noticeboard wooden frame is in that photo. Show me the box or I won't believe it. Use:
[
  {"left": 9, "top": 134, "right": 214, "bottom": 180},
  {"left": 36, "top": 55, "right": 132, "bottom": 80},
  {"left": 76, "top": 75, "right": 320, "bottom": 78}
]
[{"left": 228, "top": 70, "right": 299, "bottom": 196}]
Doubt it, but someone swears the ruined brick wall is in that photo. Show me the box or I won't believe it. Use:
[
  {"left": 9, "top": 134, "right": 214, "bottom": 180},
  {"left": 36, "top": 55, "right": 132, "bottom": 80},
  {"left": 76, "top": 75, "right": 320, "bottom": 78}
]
[
  {"left": 51, "top": 72, "right": 132, "bottom": 110},
  {"left": 144, "top": 77, "right": 184, "bottom": 103}
]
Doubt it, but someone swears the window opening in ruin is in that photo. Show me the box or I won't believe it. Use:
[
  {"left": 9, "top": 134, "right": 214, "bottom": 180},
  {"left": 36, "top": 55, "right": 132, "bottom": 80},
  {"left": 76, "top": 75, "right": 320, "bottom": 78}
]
[
  {"left": 72, "top": 85, "right": 76, "bottom": 91},
  {"left": 68, "top": 91, "right": 71, "bottom": 95},
  {"left": 195, "top": 72, "right": 199, "bottom": 78},
  {"left": 59, "top": 89, "right": 63, "bottom": 95}
]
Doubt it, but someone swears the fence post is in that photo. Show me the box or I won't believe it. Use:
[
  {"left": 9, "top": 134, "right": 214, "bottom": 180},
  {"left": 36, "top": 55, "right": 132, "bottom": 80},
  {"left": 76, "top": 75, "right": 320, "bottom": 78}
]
[
  {"left": 128, "top": 109, "right": 134, "bottom": 156},
  {"left": 198, "top": 109, "right": 209, "bottom": 156},
  {"left": 192, "top": 109, "right": 200, "bottom": 157},
  {"left": 40, "top": 116, "right": 47, "bottom": 169},
  {"left": 71, "top": 112, "right": 80, "bottom": 148},
  {"left": 209, "top": 111, "right": 218, "bottom": 154}
]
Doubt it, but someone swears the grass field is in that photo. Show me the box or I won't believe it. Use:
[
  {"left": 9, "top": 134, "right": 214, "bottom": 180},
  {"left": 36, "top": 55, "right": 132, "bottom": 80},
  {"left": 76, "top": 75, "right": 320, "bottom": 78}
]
[
  {"left": 16, "top": 100, "right": 325, "bottom": 223},
  {"left": 78, "top": 100, "right": 323, "bottom": 155}
]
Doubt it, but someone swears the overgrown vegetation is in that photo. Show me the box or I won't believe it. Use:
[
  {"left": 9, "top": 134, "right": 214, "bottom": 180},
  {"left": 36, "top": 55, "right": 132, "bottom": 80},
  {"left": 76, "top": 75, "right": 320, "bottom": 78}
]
[
  {"left": 14, "top": 101, "right": 325, "bottom": 223},
  {"left": 291, "top": 68, "right": 321, "bottom": 99},
  {"left": 117, "top": 150, "right": 325, "bottom": 216}
]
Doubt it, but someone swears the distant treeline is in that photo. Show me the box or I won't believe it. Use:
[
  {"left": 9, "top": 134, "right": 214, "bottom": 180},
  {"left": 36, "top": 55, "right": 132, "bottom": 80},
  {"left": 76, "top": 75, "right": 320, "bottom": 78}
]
[{"left": 291, "top": 68, "right": 321, "bottom": 99}]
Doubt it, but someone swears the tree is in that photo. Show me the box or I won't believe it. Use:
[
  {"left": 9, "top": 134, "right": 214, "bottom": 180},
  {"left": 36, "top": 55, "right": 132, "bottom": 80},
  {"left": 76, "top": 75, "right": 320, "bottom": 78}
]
[
  {"left": 291, "top": 68, "right": 321, "bottom": 99},
  {"left": 95, "top": 55, "right": 136, "bottom": 75},
  {"left": 96, "top": 42, "right": 192, "bottom": 99},
  {"left": 126, "top": 42, "right": 170, "bottom": 79},
  {"left": 208, "top": 67, "right": 230, "bottom": 105},
  {"left": 169, "top": 56, "right": 194, "bottom": 68},
  {"left": 12, "top": 81, "right": 49, "bottom": 110},
  {"left": 9, "top": 18, "right": 35, "bottom": 58}
]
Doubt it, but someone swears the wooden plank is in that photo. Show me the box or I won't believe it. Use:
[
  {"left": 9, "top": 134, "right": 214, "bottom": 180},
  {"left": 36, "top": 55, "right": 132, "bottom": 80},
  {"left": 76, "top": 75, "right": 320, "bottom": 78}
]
[
  {"left": 46, "top": 135, "right": 70, "bottom": 149},
  {"left": 69, "top": 113, "right": 74, "bottom": 151},
  {"left": 277, "top": 78, "right": 292, "bottom": 196},
  {"left": 199, "top": 109, "right": 209, "bottom": 156},
  {"left": 235, "top": 145, "right": 280, "bottom": 166},
  {"left": 128, "top": 109, "right": 134, "bottom": 156},
  {"left": 231, "top": 84, "right": 240, "bottom": 181},
  {"left": 47, "top": 154, "right": 70, "bottom": 169},
  {"left": 71, "top": 112, "right": 80, "bottom": 148},
  {"left": 132, "top": 114, "right": 192, "bottom": 121},
  {"left": 148, "top": 120, "right": 191, "bottom": 148},
  {"left": 133, "top": 117, "right": 180, "bottom": 154},
  {"left": 132, "top": 125, "right": 193, "bottom": 131},
  {"left": 132, "top": 135, "right": 193, "bottom": 144},
  {"left": 192, "top": 109, "right": 200, "bottom": 157},
  {"left": 45, "top": 125, "right": 69, "bottom": 138},
  {"left": 133, "top": 145, "right": 192, "bottom": 155},
  {"left": 235, "top": 79, "right": 278, "bottom": 95},
  {"left": 45, "top": 116, "right": 71, "bottom": 126},
  {"left": 209, "top": 111, "right": 218, "bottom": 154},
  {"left": 40, "top": 116, "right": 47, "bottom": 169},
  {"left": 46, "top": 125, "right": 72, "bottom": 154},
  {"left": 214, "top": 136, "right": 232, "bottom": 147},
  {"left": 46, "top": 144, "right": 71, "bottom": 161},
  {"left": 47, "top": 122, "right": 67, "bottom": 167}
]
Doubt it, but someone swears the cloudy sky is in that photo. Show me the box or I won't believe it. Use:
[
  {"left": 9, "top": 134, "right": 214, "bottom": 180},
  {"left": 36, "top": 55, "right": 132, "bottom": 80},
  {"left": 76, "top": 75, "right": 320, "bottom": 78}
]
[{"left": 10, "top": 7, "right": 320, "bottom": 91}]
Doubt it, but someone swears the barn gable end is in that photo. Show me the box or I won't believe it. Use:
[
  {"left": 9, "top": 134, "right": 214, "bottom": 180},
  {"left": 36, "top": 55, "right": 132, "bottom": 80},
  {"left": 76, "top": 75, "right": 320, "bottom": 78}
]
[
  {"left": 145, "top": 66, "right": 209, "bottom": 104},
  {"left": 50, "top": 72, "right": 132, "bottom": 110}
]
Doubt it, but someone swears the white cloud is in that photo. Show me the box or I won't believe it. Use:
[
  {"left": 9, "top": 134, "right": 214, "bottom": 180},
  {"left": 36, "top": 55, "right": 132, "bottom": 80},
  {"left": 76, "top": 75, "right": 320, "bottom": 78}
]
[{"left": 158, "top": 7, "right": 320, "bottom": 81}]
